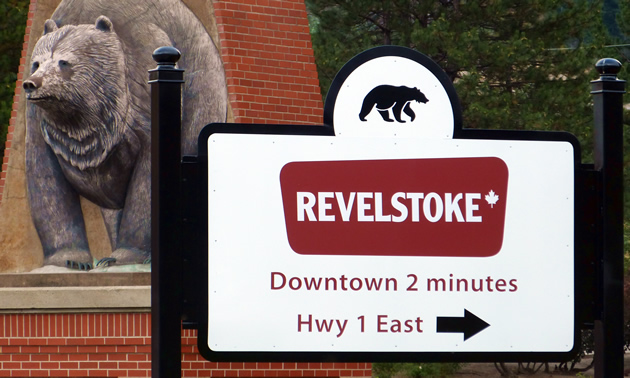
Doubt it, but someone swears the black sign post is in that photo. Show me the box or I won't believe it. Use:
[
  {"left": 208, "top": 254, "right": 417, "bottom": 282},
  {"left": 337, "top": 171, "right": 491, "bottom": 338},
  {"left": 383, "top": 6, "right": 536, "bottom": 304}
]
[
  {"left": 149, "top": 47, "right": 184, "bottom": 378},
  {"left": 591, "top": 58, "right": 626, "bottom": 378}
]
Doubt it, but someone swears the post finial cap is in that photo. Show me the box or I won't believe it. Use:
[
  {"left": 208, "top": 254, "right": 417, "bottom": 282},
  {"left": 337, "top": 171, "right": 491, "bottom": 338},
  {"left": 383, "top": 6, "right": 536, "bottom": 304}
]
[
  {"left": 152, "top": 46, "right": 181, "bottom": 65},
  {"left": 595, "top": 58, "right": 622, "bottom": 76}
]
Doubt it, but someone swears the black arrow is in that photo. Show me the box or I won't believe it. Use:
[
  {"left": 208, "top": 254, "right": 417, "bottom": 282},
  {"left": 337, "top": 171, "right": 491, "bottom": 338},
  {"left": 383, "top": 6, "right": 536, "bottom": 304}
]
[{"left": 436, "top": 309, "right": 490, "bottom": 341}]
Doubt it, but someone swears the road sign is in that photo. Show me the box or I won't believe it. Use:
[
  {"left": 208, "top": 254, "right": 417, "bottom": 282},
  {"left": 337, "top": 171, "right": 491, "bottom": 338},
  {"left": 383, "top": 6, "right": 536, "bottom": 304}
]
[
  {"left": 148, "top": 47, "right": 624, "bottom": 374},
  {"left": 197, "top": 126, "right": 578, "bottom": 362}
]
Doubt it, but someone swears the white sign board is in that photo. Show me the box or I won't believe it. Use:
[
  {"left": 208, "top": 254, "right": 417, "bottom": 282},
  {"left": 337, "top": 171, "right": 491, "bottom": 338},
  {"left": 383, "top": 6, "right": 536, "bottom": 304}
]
[{"left": 205, "top": 133, "right": 575, "bottom": 355}]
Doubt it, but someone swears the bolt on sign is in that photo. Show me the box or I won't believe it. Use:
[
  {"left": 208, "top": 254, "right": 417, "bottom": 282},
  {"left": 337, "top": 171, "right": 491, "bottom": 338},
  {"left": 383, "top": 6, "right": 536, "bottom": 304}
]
[{"left": 196, "top": 46, "right": 579, "bottom": 362}]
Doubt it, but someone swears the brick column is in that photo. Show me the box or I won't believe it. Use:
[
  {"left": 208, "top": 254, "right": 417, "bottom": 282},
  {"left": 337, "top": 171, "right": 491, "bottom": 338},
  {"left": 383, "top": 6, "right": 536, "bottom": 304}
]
[{"left": 213, "top": 0, "right": 323, "bottom": 124}]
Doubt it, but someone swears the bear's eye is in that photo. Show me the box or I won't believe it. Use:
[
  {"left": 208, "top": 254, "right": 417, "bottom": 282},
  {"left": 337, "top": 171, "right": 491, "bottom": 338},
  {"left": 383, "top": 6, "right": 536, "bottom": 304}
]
[
  {"left": 31, "top": 62, "right": 39, "bottom": 73},
  {"left": 58, "top": 60, "right": 70, "bottom": 68}
]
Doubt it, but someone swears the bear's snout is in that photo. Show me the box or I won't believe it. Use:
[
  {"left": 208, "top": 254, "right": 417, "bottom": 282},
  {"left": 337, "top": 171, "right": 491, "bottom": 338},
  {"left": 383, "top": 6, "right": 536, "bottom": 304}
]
[{"left": 23, "top": 76, "right": 43, "bottom": 94}]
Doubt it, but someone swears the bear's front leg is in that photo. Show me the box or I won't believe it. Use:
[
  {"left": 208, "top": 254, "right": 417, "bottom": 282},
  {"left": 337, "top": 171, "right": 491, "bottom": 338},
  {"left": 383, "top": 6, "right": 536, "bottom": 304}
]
[
  {"left": 26, "top": 109, "right": 93, "bottom": 268},
  {"left": 110, "top": 150, "right": 151, "bottom": 265},
  {"left": 403, "top": 102, "right": 416, "bottom": 122}
]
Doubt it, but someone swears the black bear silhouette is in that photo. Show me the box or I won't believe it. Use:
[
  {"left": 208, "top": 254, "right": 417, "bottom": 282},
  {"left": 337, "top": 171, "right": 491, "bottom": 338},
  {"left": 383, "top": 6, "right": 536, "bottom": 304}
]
[{"left": 359, "top": 85, "right": 429, "bottom": 123}]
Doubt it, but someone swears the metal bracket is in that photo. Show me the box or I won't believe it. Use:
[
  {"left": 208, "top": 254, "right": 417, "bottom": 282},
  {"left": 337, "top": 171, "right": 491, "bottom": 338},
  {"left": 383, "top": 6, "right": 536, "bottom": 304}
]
[
  {"left": 180, "top": 155, "right": 202, "bottom": 330},
  {"left": 575, "top": 164, "right": 600, "bottom": 328}
]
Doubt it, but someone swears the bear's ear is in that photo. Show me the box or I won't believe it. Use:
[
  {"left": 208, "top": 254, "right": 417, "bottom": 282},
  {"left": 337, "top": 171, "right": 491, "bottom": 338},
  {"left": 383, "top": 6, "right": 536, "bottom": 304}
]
[
  {"left": 43, "top": 19, "right": 58, "bottom": 35},
  {"left": 95, "top": 16, "right": 113, "bottom": 32}
]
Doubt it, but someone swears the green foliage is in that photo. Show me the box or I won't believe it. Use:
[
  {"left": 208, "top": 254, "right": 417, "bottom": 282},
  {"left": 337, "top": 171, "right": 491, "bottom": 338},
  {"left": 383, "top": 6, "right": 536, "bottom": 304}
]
[
  {"left": 307, "top": 0, "right": 607, "bottom": 150},
  {"left": 615, "top": 1, "right": 630, "bottom": 272},
  {"left": 0, "top": 0, "right": 29, "bottom": 167},
  {"left": 373, "top": 362, "right": 460, "bottom": 378},
  {"left": 616, "top": 0, "right": 630, "bottom": 44}
]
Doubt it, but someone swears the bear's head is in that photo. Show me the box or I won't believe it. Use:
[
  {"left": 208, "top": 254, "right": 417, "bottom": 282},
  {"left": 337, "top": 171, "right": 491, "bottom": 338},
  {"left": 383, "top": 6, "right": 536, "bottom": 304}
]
[
  {"left": 24, "top": 16, "right": 130, "bottom": 170},
  {"left": 413, "top": 87, "right": 429, "bottom": 104}
]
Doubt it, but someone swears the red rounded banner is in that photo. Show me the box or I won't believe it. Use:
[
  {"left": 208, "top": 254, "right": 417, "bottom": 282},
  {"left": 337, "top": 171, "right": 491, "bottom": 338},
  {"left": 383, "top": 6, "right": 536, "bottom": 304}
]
[{"left": 280, "top": 158, "right": 508, "bottom": 257}]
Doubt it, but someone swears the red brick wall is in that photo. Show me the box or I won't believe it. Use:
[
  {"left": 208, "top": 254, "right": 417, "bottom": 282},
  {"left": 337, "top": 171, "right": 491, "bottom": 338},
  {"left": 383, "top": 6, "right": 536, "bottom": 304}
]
[
  {"left": 0, "top": 313, "right": 372, "bottom": 377},
  {"left": 213, "top": 0, "right": 324, "bottom": 124}
]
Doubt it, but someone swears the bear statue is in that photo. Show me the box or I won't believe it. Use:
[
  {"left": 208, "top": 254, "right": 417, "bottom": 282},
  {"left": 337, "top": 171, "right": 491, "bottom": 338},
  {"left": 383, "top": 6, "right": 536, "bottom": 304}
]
[
  {"left": 358, "top": 85, "right": 429, "bottom": 123},
  {"left": 22, "top": 0, "right": 227, "bottom": 269}
]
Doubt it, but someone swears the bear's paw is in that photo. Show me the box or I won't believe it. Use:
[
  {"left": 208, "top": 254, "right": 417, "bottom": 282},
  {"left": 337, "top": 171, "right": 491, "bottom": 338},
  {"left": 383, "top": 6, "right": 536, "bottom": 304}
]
[
  {"left": 110, "top": 247, "right": 151, "bottom": 265},
  {"left": 43, "top": 248, "right": 93, "bottom": 268}
]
